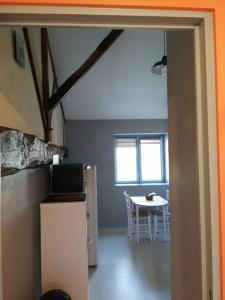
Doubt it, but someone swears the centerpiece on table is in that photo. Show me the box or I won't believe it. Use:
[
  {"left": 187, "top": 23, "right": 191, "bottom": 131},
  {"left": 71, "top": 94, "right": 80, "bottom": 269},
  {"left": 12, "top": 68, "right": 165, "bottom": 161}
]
[{"left": 145, "top": 192, "right": 156, "bottom": 201}]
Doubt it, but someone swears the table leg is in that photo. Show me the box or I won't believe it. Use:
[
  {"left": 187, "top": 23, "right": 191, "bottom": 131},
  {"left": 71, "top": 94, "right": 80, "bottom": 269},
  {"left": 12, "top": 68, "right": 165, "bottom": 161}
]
[
  {"left": 163, "top": 206, "right": 167, "bottom": 240},
  {"left": 136, "top": 205, "right": 139, "bottom": 243}
]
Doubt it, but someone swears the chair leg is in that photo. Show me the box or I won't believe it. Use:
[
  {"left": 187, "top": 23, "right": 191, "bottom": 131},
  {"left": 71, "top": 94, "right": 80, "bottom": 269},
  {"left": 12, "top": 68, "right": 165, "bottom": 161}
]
[
  {"left": 136, "top": 206, "right": 139, "bottom": 243},
  {"left": 127, "top": 215, "right": 130, "bottom": 237},
  {"left": 154, "top": 214, "right": 158, "bottom": 241},
  {"left": 163, "top": 207, "right": 167, "bottom": 241},
  {"left": 129, "top": 216, "right": 133, "bottom": 241},
  {"left": 148, "top": 215, "right": 152, "bottom": 241},
  {"left": 166, "top": 216, "right": 170, "bottom": 233},
  {"left": 167, "top": 217, "right": 170, "bottom": 240}
]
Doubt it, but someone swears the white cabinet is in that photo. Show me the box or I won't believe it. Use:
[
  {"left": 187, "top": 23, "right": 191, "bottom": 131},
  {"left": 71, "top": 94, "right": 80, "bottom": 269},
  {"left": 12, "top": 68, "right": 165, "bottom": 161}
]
[{"left": 40, "top": 198, "right": 88, "bottom": 300}]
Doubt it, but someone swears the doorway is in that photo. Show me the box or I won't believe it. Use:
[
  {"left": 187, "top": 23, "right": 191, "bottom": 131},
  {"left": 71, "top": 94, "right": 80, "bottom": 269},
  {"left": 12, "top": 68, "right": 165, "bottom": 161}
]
[
  {"left": 50, "top": 26, "right": 171, "bottom": 299},
  {"left": 0, "top": 6, "right": 219, "bottom": 300}
]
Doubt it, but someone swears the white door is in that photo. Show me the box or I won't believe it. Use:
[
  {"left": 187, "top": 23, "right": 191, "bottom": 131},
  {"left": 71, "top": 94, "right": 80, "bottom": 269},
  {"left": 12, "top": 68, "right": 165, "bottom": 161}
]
[{"left": 167, "top": 30, "right": 208, "bottom": 300}]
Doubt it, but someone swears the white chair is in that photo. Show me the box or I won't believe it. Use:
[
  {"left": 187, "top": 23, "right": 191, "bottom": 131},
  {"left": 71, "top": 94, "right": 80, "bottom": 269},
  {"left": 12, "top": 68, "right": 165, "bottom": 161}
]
[
  {"left": 153, "top": 190, "right": 170, "bottom": 241},
  {"left": 123, "top": 191, "right": 152, "bottom": 241}
]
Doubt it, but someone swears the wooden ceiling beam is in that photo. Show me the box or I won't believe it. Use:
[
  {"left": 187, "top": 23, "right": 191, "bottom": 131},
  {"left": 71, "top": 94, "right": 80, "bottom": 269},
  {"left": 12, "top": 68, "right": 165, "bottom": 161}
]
[
  {"left": 41, "top": 28, "right": 50, "bottom": 142},
  {"left": 23, "top": 28, "right": 47, "bottom": 133},
  {"left": 48, "top": 29, "right": 124, "bottom": 112},
  {"left": 46, "top": 30, "right": 66, "bottom": 122}
]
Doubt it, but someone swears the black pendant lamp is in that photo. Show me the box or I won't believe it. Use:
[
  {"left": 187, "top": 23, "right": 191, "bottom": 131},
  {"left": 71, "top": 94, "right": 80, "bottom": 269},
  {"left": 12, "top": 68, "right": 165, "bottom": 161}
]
[{"left": 151, "top": 31, "right": 167, "bottom": 76}]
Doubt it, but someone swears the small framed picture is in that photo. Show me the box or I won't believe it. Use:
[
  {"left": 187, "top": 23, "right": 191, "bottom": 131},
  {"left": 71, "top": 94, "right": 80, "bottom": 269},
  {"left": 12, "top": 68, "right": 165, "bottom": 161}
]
[{"left": 13, "top": 30, "right": 25, "bottom": 68}]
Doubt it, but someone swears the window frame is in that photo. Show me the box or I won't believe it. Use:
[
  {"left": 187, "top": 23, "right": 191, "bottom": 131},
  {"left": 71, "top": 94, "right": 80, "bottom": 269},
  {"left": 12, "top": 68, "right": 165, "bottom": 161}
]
[{"left": 114, "top": 134, "right": 168, "bottom": 185}]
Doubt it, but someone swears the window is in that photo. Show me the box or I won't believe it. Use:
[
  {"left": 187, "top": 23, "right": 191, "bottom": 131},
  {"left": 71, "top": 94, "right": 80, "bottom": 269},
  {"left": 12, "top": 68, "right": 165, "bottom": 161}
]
[{"left": 115, "top": 135, "right": 168, "bottom": 184}]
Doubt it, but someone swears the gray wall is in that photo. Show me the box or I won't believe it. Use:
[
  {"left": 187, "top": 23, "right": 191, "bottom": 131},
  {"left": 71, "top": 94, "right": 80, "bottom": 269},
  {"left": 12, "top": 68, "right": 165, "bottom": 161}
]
[
  {"left": 65, "top": 120, "right": 169, "bottom": 227},
  {"left": 1, "top": 167, "right": 50, "bottom": 300}
]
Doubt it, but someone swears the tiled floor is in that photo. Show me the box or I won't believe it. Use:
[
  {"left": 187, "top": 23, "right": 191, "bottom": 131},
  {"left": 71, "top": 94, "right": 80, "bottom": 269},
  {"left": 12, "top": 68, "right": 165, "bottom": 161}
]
[{"left": 89, "top": 228, "right": 171, "bottom": 300}]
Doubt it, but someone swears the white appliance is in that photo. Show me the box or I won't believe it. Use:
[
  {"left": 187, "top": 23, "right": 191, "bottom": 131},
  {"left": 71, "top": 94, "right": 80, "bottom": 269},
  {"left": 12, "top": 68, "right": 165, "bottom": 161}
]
[
  {"left": 85, "top": 165, "right": 98, "bottom": 267},
  {"left": 40, "top": 197, "right": 88, "bottom": 300},
  {"left": 40, "top": 164, "right": 98, "bottom": 300}
]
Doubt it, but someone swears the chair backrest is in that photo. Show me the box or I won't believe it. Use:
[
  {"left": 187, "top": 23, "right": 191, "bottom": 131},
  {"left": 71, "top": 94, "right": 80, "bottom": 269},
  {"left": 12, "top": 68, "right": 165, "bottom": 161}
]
[
  {"left": 123, "top": 191, "right": 131, "bottom": 209},
  {"left": 166, "top": 189, "right": 170, "bottom": 201},
  {"left": 123, "top": 191, "right": 133, "bottom": 220}
]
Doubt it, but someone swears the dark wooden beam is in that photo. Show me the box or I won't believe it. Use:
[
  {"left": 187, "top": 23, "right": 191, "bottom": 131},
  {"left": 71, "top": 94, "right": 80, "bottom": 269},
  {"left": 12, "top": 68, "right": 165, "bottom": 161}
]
[
  {"left": 48, "top": 29, "right": 124, "bottom": 112},
  {"left": 22, "top": 28, "right": 47, "bottom": 133},
  {"left": 41, "top": 28, "right": 50, "bottom": 142},
  {"left": 46, "top": 30, "right": 66, "bottom": 122},
  {"left": 46, "top": 30, "right": 58, "bottom": 87}
]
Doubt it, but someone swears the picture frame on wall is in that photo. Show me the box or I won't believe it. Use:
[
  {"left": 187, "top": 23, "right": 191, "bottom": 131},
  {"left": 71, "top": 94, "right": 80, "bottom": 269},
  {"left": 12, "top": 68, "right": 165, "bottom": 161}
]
[{"left": 13, "top": 30, "right": 25, "bottom": 68}]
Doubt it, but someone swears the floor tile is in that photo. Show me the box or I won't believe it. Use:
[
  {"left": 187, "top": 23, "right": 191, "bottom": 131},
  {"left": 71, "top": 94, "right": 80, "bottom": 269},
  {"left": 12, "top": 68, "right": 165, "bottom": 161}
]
[{"left": 89, "top": 228, "right": 171, "bottom": 300}]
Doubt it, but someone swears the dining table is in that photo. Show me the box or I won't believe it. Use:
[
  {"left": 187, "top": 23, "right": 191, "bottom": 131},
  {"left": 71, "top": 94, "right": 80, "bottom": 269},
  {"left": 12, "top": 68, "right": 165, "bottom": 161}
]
[{"left": 130, "top": 195, "right": 168, "bottom": 243}]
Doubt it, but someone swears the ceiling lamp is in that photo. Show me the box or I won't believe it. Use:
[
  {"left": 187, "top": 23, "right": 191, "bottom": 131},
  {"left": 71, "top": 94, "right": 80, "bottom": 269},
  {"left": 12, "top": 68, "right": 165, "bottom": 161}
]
[{"left": 151, "top": 31, "right": 167, "bottom": 76}]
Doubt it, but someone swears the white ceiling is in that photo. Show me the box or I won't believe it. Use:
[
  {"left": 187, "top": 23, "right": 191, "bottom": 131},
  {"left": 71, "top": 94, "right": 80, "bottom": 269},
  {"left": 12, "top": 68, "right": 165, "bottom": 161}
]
[{"left": 49, "top": 28, "right": 167, "bottom": 120}]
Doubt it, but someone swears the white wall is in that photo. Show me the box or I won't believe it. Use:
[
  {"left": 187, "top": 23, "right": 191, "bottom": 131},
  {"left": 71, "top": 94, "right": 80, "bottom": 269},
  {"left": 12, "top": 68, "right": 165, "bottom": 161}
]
[
  {"left": 0, "top": 27, "right": 44, "bottom": 138},
  {"left": 0, "top": 27, "right": 65, "bottom": 299},
  {"left": 0, "top": 27, "right": 64, "bottom": 145}
]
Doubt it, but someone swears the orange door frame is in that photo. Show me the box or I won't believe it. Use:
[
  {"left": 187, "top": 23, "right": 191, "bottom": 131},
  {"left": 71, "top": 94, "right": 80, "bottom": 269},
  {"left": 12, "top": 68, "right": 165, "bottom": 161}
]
[{"left": 0, "top": 0, "right": 225, "bottom": 299}]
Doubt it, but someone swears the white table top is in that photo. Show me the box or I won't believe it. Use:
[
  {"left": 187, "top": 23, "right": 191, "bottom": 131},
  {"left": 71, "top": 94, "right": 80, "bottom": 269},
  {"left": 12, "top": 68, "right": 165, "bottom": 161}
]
[{"left": 130, "top": 195, "right": 168, "bottom": 207}]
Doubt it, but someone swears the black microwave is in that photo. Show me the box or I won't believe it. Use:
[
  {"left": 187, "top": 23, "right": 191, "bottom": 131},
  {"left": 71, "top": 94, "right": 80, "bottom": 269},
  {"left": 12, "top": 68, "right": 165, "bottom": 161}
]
[{"left": 51, "top": 164, "right": 85, "bottom": 194}]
